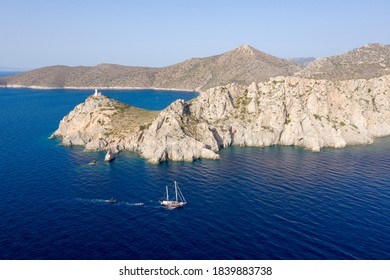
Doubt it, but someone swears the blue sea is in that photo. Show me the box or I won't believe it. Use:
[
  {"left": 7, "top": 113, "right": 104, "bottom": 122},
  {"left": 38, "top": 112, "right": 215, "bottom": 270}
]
[
  {"left": 0, "top": 71, "right": 22, "bottom": 77},
  {"left": 0, "top": 83, "right": 389, "bottom": 260}
]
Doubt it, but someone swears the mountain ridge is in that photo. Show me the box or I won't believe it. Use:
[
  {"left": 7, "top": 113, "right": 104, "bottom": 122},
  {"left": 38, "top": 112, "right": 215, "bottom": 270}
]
[
  {"left": 0, "top": 44, "right": 301, "bottom": 91},
  {"left": 3, "top": 43, "right": 390, "bottom": 91},
  {"left": 297, "top": 43, "right": 390, "bottom": 80}
]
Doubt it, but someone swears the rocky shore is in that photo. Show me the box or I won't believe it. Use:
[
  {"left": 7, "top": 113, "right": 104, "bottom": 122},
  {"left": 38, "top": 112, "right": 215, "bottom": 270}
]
[{"left": 51, "top": 75, "right": 390, "bottom": 163}]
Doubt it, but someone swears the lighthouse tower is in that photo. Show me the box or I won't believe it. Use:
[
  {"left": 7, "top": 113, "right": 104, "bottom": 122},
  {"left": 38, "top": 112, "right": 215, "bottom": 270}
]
[{"left": 93, "top": 89, "right": 102, "bottom": 96}]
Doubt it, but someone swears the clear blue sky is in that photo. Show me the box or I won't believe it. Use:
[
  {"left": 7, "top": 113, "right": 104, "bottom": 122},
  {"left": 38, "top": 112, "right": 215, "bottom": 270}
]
[{"left": 1, "top": 0, "right": 389, "bottom": 69}]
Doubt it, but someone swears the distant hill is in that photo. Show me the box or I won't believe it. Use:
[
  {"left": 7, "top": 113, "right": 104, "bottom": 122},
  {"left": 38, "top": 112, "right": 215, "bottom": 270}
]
[
  {"left": 296, "top": 43, "right": 390, "bottom": 80},
  {"left": 0, "top": 64, "right": 159, "bottom": 88},
  {"left": 153, "top": 45, "right": 302, "bottom": 90},
  {"left": 0, "top": 45, "right": 301, "bottom": 91},
  {"left": 288, "top": 57, "right": 316, "bottom": 66},
  {"left": 3, "top": 43, "right": 390, "bottom": 90}
]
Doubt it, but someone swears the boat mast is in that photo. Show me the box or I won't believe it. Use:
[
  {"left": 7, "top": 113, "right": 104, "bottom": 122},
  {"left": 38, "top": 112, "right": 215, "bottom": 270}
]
[
  {"left": 177, "top": 185, "right": 186, "bottom": 203},
  {"left": 166, "top": 185, "right": 169, "bottom": 201},
  {"left": 174, "top": 181, "right": 178, "bottom": 202}
]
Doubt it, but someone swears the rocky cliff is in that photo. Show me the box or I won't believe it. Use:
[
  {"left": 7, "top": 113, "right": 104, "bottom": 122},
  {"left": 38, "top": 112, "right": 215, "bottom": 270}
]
[
  {"left": 185, "top": 75, "right": 390, "bottom": 152},
  {"left": 50, "top": 95, "right": 159, "bottom": 153},
  {"left": 51, "top": 75, "right": 390, "bottom": 163}
]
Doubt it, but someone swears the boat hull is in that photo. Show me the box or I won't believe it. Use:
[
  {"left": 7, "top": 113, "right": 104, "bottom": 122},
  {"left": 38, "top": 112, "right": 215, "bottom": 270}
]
[{"left": 160, "top": 200, "right": 186, "bottom": 208}]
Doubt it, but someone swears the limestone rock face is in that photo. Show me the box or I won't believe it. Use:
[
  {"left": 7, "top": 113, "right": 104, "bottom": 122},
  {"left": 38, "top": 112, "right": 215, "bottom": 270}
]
[
  {"left": 50, "top": 94, "right": 159, "bottom": 154},
  {"left": 104, "top": 150, "right": 116, "bottom": 162},
  {"left": 52, "top": 95, "right": 117, "bottom": 149},
  {"left": 137, "top": 75, "right": 390, "bottom": 160},
  {"left": 189, "top": 75, "right": 390, "bottom": 153},
  {"left": 52, "top": 75, "right": 390, "bottom": 163},
  {"left": 136, "top": 99, "right": 220, "bottom": 163}
]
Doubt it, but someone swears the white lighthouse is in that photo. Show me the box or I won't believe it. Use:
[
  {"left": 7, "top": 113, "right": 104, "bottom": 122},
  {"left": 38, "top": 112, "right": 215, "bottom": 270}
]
[{"left": 93, "top": 89, "right": 102, "bottom": 96}]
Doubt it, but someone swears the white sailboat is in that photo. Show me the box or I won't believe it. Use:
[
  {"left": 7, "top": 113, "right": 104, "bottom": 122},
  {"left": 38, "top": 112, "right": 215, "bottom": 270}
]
[{"left": 160, "top": 181, "right": 186, "bottom": 208}]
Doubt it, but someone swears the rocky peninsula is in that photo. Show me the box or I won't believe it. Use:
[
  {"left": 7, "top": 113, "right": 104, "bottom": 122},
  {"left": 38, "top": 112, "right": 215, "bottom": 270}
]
[
  {"left": 43, "top": 43, "right": 390, "bottom": 163},
  {"left": 51, "top": 74, "right": 390, "bottom": 163}
]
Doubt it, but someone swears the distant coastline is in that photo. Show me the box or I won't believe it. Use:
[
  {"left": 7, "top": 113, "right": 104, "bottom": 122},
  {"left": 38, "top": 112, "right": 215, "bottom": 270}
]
[
  {"left": 0, "top": 71, "right": 24, "bottom": 77},
  {"left": 0, "top": 45, "right": 302, "bottom": 92},
  {"left": 0, "top": 84, "right": 197, "bottom": 92},
  {"left": 2, "top": 43, "right": 389, "bottom": 93}
]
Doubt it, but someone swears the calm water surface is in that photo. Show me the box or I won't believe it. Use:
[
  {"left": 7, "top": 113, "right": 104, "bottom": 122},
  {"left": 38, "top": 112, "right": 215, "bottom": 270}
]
[{"left": 0, "top": 87, "right": 389, "bottom": 259}]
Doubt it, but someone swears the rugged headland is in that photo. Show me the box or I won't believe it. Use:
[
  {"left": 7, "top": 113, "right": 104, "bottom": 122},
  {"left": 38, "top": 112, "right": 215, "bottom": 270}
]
[
  {"left": 50, "top": 95, "right": 159, "bottom": 151},
  {"left": 45, "top": 43, "right": 390, "bottom": 163},
  {"left": 51, "top": 74, "right": 390, "bottom": 163}
]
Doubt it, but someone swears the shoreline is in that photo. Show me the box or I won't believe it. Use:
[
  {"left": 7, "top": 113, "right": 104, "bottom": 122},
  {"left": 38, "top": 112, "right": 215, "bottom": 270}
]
[{"left": 0, "top": 84, "right": 198, "bottom": 93}]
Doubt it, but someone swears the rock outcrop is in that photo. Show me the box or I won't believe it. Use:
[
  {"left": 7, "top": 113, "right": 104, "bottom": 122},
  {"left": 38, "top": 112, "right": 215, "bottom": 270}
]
[
  {"left": 51, "top": 75, "right": 390, "bottom": 163},
  {"left": 135, "top": 99, "right": 220, "bottom": 163},
  {"left": 104, "top": 150, "right": 116, "bottom": 162},
  {"left": 186, "top": 75, "right": 390, "bottom": 152},
  {"left": 50, "top": 94, "right": 159, "bottom": 153}
]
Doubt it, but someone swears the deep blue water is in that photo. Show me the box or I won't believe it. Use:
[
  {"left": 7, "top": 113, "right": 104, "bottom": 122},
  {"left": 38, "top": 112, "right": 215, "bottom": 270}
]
[
  {"left": 0, "top": 71, "right": 23, "bottom": 77},
  {"left": 0, "top": 87, "right": 389, "bottom": 260}
]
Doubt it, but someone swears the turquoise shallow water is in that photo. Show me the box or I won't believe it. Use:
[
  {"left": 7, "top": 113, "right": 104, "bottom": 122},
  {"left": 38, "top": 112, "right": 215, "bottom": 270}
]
[{"left": 0, "top": 87, "right": 389, "bottom": 260}]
